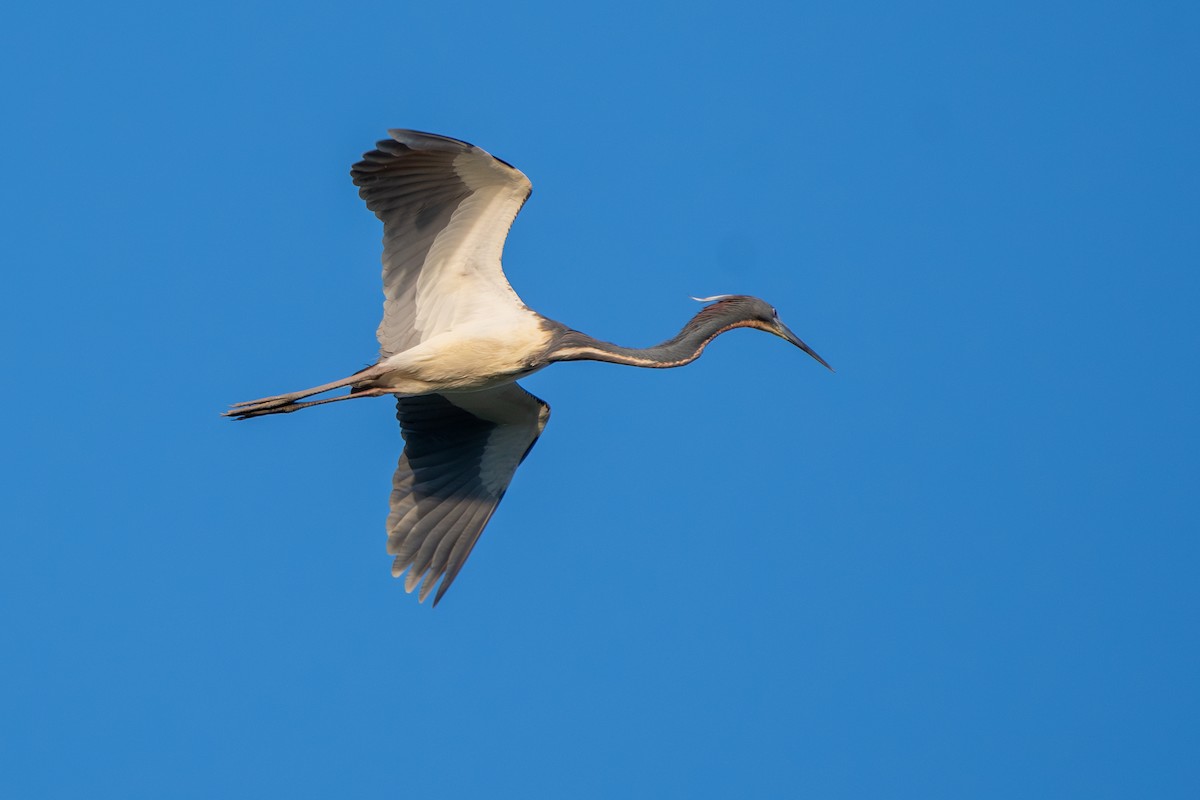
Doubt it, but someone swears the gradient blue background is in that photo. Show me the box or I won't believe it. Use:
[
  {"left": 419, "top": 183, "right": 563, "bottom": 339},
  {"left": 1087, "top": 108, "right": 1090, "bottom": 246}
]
[{"left": 4, "top": 1, "right": 1197, "bottom": 797}]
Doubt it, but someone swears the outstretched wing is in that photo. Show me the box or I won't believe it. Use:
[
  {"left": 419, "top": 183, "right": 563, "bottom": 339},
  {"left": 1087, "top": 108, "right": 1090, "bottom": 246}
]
[
  {"left": 350, "top": 130, "right": 534, "bottom": 357},
  {"left": 387, "top": 383, "right": 550, "bottom": 605}
]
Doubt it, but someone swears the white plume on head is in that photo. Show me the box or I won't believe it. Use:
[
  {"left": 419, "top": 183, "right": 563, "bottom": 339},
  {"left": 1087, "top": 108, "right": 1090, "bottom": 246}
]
[{"left": 689, "top": 294, "right": 735, "bottom": 303}]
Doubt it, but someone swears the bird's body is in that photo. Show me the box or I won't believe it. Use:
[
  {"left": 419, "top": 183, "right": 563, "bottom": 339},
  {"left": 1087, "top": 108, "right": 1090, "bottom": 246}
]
[
  {"left": 228, "top": 130, "right": 831, "bottom": 605},
  {"left": 369, "top": 317, "right": 552, "bottom": 394}
]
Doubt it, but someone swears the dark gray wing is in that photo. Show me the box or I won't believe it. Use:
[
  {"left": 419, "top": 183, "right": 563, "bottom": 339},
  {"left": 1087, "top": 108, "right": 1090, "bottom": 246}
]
[
  {"left": 350, "top": 130, "right": 533, "bottom": 357},
  {"left": 387, "top": 383, "right": 550, "bottom": 605}
]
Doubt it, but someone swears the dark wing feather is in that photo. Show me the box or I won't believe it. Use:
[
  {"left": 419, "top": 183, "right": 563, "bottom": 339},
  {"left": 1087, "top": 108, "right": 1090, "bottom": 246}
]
[{"left": 387, "top": 383, "right": 550, "bottom": 605}]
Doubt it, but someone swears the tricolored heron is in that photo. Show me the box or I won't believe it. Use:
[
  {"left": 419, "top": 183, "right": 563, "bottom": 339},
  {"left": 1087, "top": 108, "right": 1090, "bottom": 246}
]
[{"left": 227, "top": 130, "right": 832, "bottom": 605}]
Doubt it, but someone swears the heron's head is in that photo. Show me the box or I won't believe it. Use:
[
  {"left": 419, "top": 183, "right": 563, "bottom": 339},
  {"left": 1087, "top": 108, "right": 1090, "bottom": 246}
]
[{"left": 693, "top": 294, "right": 834, "bottom": 372}]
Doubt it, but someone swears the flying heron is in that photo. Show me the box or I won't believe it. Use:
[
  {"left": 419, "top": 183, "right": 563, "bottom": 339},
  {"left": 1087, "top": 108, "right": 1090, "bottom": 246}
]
[{"left": 227, "top": 129, "right": 832, "bottom": 605}]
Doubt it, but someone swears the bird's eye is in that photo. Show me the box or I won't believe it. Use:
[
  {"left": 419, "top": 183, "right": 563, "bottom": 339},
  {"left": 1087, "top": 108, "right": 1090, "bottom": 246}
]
[{"left": 771, "top": 307, "right": 778, "bottom": 318}]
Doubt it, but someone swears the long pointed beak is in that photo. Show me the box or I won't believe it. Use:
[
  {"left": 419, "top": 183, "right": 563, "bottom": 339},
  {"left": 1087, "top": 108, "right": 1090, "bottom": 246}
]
[{"left": 776, "top": 322, "right": 834, "bottom": 372}]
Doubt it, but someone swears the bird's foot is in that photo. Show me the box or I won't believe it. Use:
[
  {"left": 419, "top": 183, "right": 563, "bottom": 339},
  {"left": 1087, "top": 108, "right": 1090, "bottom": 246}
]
[
  {"left": 223, "top": 393, "right": 304, "bottom": 419},
  {"left": 228, "top": 390, "right": 304, "bottom": 410}
]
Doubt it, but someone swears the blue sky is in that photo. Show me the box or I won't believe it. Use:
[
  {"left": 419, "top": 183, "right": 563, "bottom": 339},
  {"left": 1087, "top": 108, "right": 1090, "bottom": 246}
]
[{"left": 3, "top": 1, "right": 1198, "bottom": 797}]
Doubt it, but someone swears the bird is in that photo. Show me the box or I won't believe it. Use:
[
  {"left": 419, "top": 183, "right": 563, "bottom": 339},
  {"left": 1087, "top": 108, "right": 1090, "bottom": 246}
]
[{"left": 227, "top": 129, "right": 832, "bottom": 606}]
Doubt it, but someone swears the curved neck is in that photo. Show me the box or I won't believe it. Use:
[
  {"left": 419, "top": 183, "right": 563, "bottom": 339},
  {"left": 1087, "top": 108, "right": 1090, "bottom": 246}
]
[{"left": 547, "top": 309, "right": 766, "bottom": 368}]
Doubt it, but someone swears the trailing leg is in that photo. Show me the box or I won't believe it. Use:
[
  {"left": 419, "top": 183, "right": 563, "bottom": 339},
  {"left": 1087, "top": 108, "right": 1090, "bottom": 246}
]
[
  {"left": 224, "top": 364, "right": 387, "bottom": 419},
  {"left": 226, "top": 386, "right": 395, "bottom": 420}
]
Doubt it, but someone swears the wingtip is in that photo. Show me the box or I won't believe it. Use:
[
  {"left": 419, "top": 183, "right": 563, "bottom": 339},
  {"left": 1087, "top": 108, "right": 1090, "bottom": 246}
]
[
  {"left": 431, "top": 575, "right": 457, "bottom": 607},
  {"left": 417, "top": 575, "right": 438, "bottom": 604}
]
